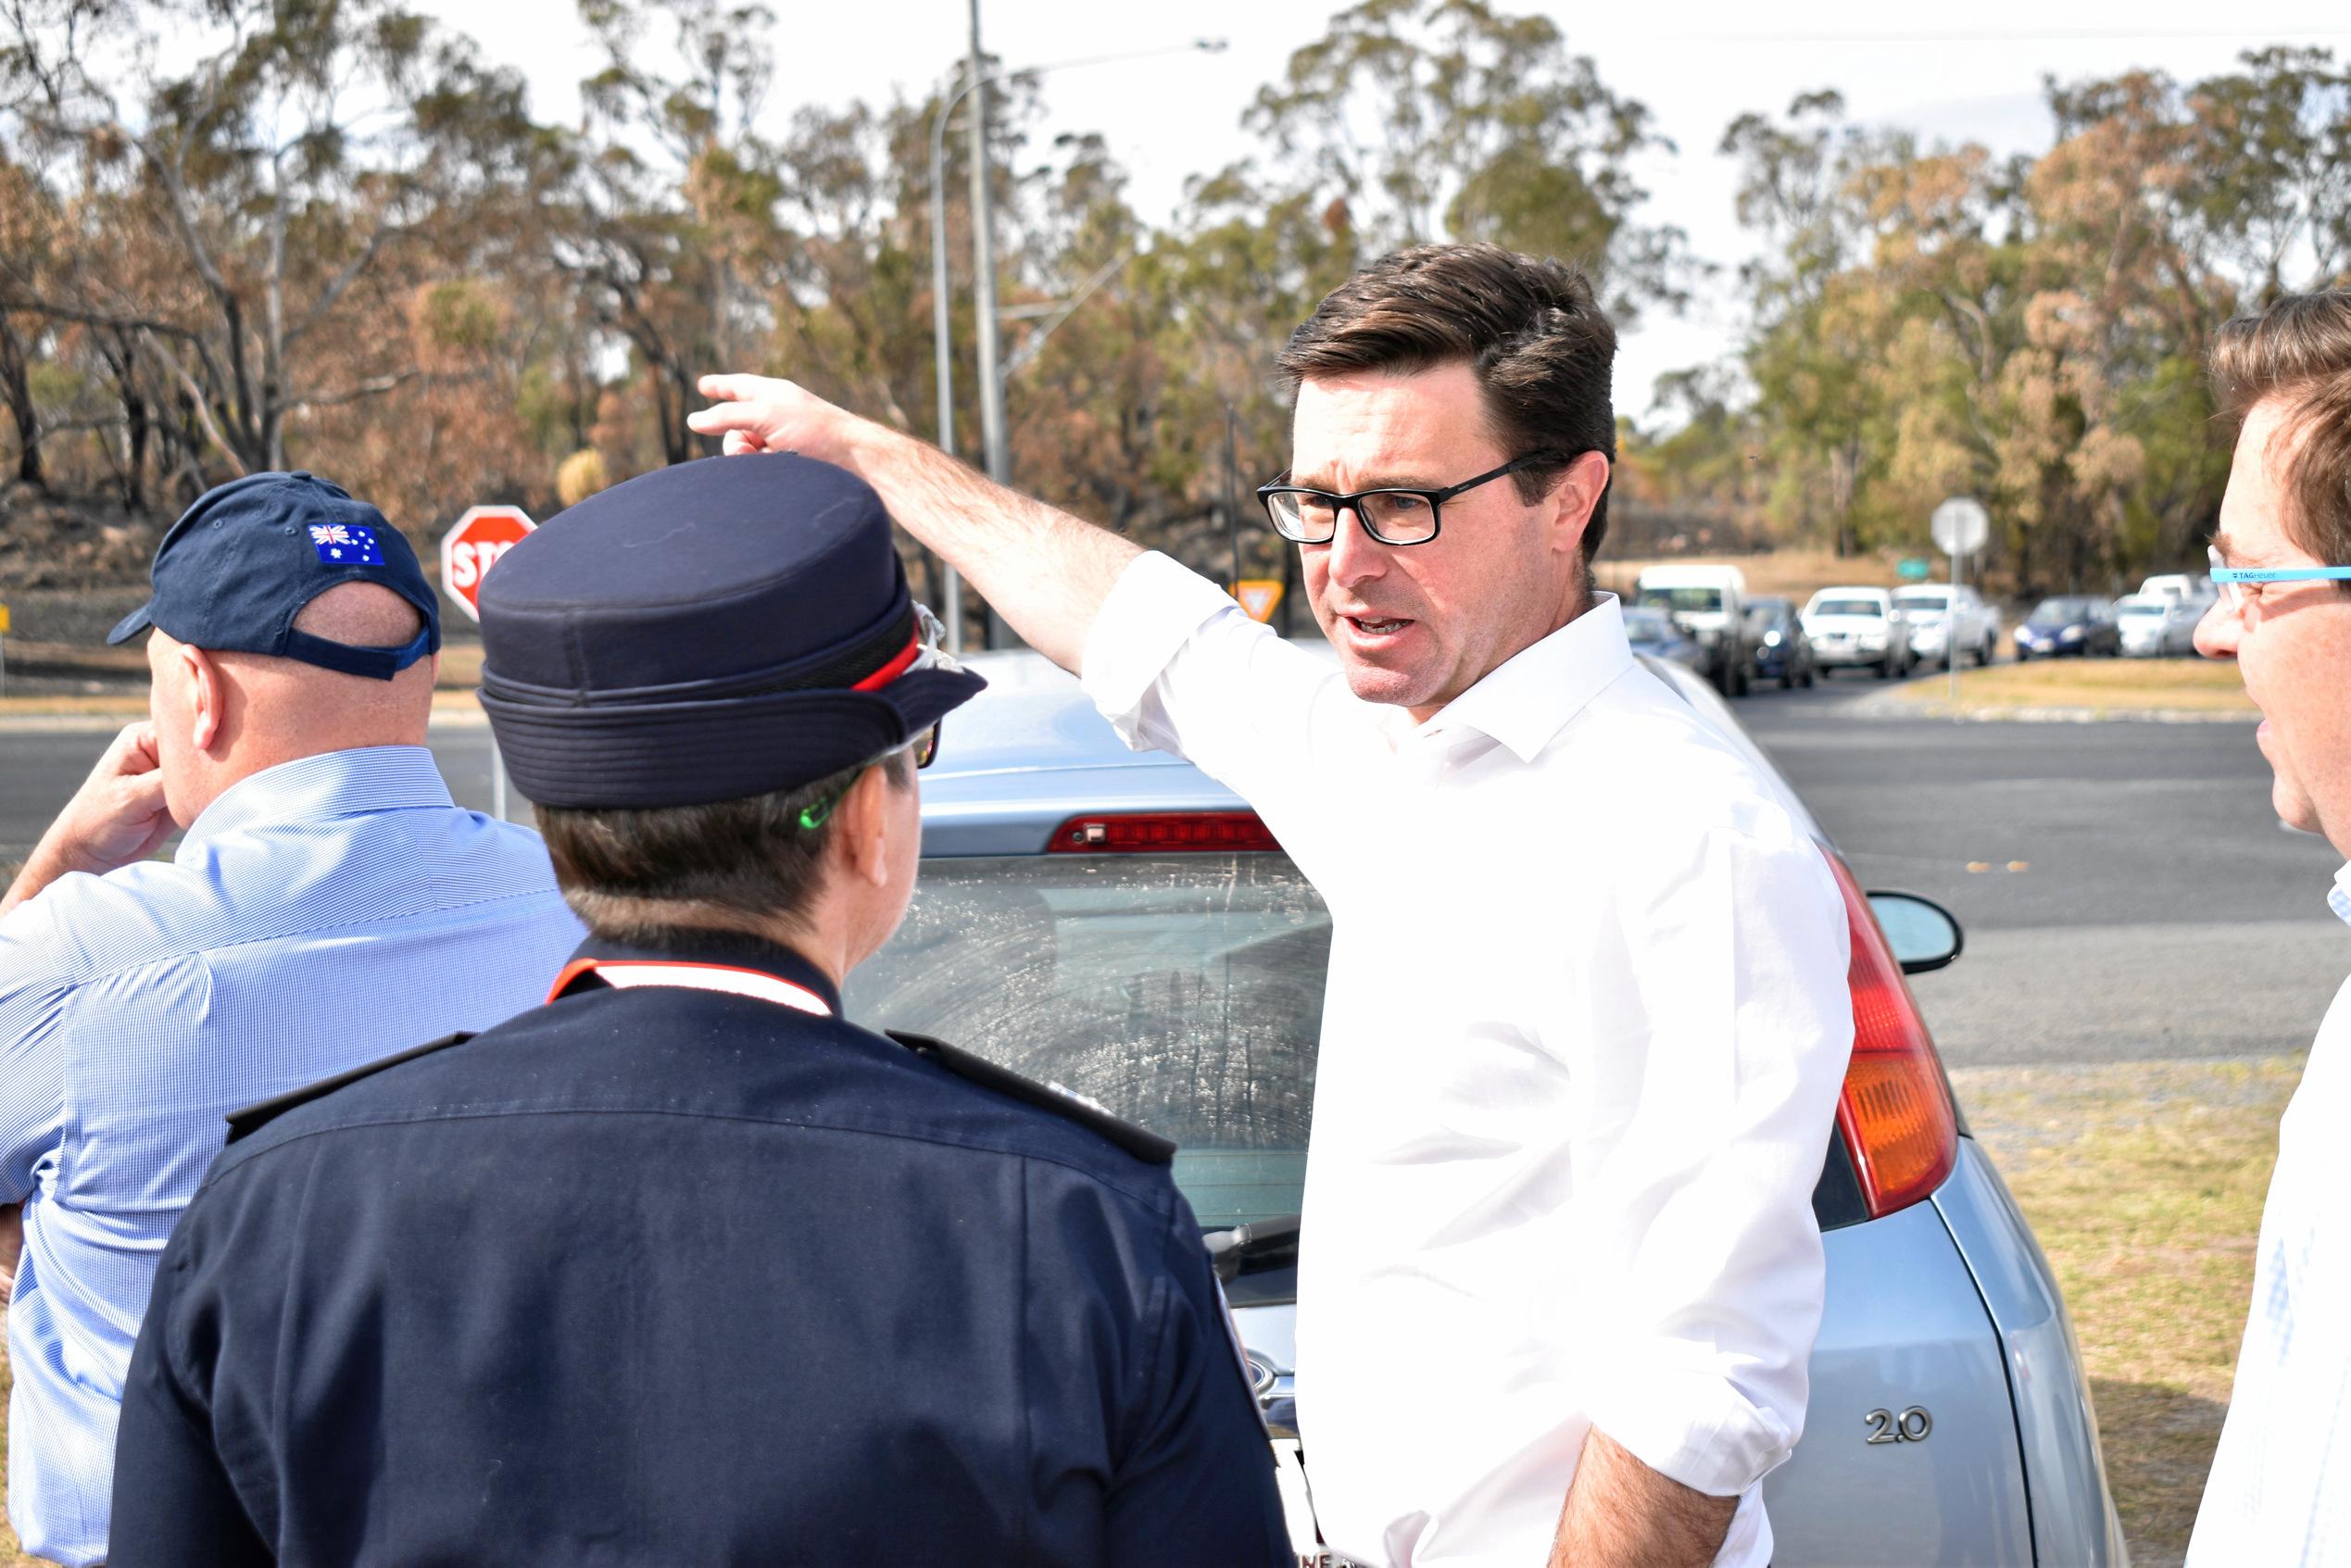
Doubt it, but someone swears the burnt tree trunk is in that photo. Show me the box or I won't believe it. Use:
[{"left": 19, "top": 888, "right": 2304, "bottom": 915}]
[{"left": 0, "top": 314, "right": 44, "bottom": 488}]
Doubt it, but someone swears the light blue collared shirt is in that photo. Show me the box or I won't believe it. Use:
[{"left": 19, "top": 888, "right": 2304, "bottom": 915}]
[{"left": 0, "top": 745, "right": 583, "bottom": 1565}]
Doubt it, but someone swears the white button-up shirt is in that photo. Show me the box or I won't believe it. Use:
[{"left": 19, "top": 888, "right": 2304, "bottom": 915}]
[
  {"left": 2186, "top": 861, "right": 2351, "bottom": 1568},
  {"left": 1083, "top": 555, "right": 1854, "bottom": 1567}
]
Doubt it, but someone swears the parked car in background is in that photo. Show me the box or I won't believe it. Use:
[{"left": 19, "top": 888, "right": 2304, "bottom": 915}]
[
  {"left": 2116, "top": 592, "right": 2203, "bottom": 657},
  {"left": 2014, "top": 596, "right": 2120, "bottom": 659},
  {"left": 1802, "top": 586, "right": 1913, "bottom": 679},
  {"left": 849, "top": 649, "right": 2127, "bottom": 1566},
  {"left": 1744, "top": 595, "right": 1816, "bottom": 688},
  {"left": 1892, "top": 583, "right": 2002, "bottom": 669},
  {"left": 1634, "top": 563, "right": 1751, "bottom": 696},
  {"left": 1622, "top": 605, "right": 1709, "bottom": 674}
]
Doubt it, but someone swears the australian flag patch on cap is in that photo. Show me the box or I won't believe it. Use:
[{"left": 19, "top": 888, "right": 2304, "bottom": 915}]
[{"left": 308, "top": 522, "right": 385, "bottom": 566}]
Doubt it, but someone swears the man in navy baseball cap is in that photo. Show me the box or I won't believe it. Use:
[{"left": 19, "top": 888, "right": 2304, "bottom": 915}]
[
  {"left": 107, "top": 453, "right": 1294, "bottom": 1567},
  {"left": 106, "top": 470, "right": 440, "bottom": 678},
  {"left": 0, "top": 470, "right": 579, "bottom": 1567}
]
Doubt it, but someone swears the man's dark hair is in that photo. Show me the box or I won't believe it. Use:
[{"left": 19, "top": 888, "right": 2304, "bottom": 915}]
[
  {"left": 2211, "top": 289, "right": 2351, "bottom": 585},
  {"left": 537, "top": 750, "right": 914, "bottom": 944},
  {"left": 1276, "top": 243, "right": 1618, "bottom": 560}
]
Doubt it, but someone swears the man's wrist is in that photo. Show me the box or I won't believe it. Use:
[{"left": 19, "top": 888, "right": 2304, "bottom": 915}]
[{"left": 6, "top": 837, "right": 103, "bottom": 913}]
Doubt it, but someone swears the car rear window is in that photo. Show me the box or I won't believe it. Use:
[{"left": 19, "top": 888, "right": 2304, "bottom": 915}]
[
  {"left": 1809, "top": 597, "right": 1882, "bottom": 618},
  {"left": 845, "top": 853, "right": 1329, "bottom": 1229}
]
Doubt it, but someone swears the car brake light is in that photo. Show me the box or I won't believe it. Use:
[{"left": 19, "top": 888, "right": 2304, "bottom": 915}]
[
  {"left": 1823, "top": 853, "right": 1960, "bottom": 1218},
  {"left": 1047, "top": 811, "right": 1281, "bottom": 854}
]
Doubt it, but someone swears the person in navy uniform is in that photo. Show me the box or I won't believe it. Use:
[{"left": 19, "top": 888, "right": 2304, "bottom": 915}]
[{"left": 106, "top": 454, "right": 1293, "bottom": 1568}]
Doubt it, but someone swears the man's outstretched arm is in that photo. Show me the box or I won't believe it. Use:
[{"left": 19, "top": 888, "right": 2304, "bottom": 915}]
[{"left": 689, "top": 376, "right": 1141, "bottom": 674}]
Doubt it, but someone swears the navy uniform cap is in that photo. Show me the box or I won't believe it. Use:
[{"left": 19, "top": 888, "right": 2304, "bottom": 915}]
[
  {"left": 477, "top": 453, "right": 986, "bottom": 809},
  {"left": 107, "top": 470, "right": 440, "bottom": 680}
]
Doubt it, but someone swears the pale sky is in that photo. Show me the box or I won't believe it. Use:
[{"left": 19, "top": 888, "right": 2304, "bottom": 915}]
[{"left": 417, "top": 0, "right": 2351, "bottom": 424}]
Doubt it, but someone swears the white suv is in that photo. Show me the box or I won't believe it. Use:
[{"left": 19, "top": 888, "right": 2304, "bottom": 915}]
[
  {"left": 1800, "top": 586, "right": 1911, "bottom": 679},
  {"left": 1892, "top": 584, "right": 2002, "bottom": 669}
]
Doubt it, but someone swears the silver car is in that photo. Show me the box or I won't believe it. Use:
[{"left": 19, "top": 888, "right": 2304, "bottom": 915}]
[
  {"left": 847, "top": 650, "right": 2126, "bottom": 1566},
  {"left": 2115, "top": 593, "right": 2205, "bottom": 657}
]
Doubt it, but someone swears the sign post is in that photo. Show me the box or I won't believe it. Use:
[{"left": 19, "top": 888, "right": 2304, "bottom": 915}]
[
  {"left": 441, "top": 506, "right": 537, "bottom": 821},
  {"left": 1930, "top": 497, "right": 1991, "bottom": 710}
]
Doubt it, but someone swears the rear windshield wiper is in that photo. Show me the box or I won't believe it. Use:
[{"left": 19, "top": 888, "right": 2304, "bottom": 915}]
[{"left": 1203, "top": 1213, "right": 1301, "bottom": 1284}]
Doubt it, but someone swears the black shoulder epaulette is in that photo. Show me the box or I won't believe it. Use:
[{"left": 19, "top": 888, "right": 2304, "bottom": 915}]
[
  {"left": 224, "top": 1032, "right": 476, "bottom": 1145},
  {"left": 887, "top": 1030, "right": 1176, "bottom": 1166}
]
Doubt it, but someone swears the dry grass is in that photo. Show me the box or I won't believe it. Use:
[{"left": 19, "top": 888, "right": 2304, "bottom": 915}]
[
  {"left": 1595, "top": 549, "right": 1909, "bottom": 603},
  {"left": 1953, "top": 1056, "right": 2298, "bottom": 1568},
  {"left": 1880, "top": 657, "right": 2257, "bottom": 718}
]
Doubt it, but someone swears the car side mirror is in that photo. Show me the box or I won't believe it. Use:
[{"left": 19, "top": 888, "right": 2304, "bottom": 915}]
[{"left": 1867, "top": 891, "right": 1964, "bottom": 975}]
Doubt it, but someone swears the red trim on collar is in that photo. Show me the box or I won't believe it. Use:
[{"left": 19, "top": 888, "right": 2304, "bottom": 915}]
[
  {"left": 547, "top": 958, "right": 832, "bottom": 1016},
  {"left": 851, "top": 631, "right": 923, "bottom": 692}
]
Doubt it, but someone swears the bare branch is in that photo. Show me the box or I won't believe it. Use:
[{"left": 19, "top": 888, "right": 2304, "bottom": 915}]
[{"left": 137, "top": 330, "right": 248, "bottom": 477}]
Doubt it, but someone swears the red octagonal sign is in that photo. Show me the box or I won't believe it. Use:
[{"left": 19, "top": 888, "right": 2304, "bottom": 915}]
[{"left": 441, "top": 506, "right": 536, "bottom": 622}]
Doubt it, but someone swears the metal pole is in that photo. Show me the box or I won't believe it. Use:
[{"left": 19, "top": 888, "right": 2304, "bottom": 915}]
[
  {"left": 968, "top": 0, "right": 1013, "bottom": 649},
  {"left": 928, "top": 82, "right": 965, "bottom": 656},
  {"left": 1949, "top": 543, "right": 1964, "bottom": 711},
  {"left": 1226, "top": 403, "right": 1243, "bottom": 596},
  {"left": 492, "top": 741, "right": 509, "bottom": 822}
]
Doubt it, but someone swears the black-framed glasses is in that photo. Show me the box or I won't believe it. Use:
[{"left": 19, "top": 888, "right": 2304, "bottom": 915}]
[{"left": 1256, "top": 451, "right": 1570, "bottom": 546}]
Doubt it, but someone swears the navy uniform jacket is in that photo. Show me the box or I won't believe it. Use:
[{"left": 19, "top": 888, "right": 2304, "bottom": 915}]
[{"left": 108, "top": 935, "right": 1291, "bottom": 1567}]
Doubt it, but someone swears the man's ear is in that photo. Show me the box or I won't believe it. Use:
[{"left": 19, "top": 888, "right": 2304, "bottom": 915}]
[
  {"left": 831, "top": 763, "right": 896, "bottom": 891},
  {"left": 182, "top": 645, "right": 223, "bottom": 754},
  {"left": 1547, "top": 451, "right": 1611, "bottom": 560}
]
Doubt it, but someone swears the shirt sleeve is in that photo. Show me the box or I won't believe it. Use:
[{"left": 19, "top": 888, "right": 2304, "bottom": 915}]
[
  {"left": 1565, "top": 823, "right": 1854, "bottom": 1499},
  {"left": 107, "top": 1216, "right": 274, "bottom": 1567},
  {"left": 1101, "top": 1206, "right": 1293, "bottom": 1568},
  {"left": 0, "top": 897, "right": 70, "bottom": 1205},
  {"left": 1080, "top": 551, "right": 1369, "bottom": 856}
]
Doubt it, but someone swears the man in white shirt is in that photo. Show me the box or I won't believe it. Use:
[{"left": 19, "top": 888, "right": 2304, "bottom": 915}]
[
  {"left": 691, "top": 243, "right": 1854, "bottom": 1567},
  {"left": 2187, "top": 289, "right": 2351, "bottom": 1568}
]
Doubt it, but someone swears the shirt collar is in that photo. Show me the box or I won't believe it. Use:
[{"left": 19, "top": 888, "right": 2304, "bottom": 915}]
[
  {"left": 1410, "top": 592, "right": 1637, "bottom": 763},
  {"left": 2332, "top": 863, "right": 2351, "bottom": 929},
  {"left": 556, "top": 931, "right": 847, "bottom": 1020},
  {"left": 178, "top": 745, "right": 456, "bottom": 854}
]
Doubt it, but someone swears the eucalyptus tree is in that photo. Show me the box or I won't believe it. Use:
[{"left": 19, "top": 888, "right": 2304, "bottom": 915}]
[{"left": 0, "top": 0, "right": 543, "bottom": 483}]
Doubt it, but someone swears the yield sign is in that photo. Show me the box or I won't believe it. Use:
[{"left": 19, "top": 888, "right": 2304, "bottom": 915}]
[
  {"left": 441, "top": 506, "right": 536, "bottom": 622},
  {"left": 1235, "top": 579, "right": 1285, "bottom": 623}
]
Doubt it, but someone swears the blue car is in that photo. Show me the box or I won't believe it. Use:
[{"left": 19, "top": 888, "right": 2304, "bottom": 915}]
[
  {"left": 2015, "top": 596, "right": 2120, "bottom": 659},
  {"left": 846, "top": 649, "right": 2126, "bottom": 1566}
]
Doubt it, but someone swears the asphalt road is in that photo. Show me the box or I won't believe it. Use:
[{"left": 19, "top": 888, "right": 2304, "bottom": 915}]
[
  {"left": 1735, "top": 678, "right": 2345, "bottom": 1066},
  {"left": 4, "top": 681, "right": 2343, "bottom": 1068}
]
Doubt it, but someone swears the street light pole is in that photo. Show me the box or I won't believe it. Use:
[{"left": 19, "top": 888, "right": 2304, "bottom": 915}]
[
  {"left": 926, "top": 31, "right": 1227, "bottom": 649},
  {"left": 969, "top": 0, "right": 1009, "bottom": 495},
  {"left": 928, "top": 72, "right": 970, "bottom": 651}
]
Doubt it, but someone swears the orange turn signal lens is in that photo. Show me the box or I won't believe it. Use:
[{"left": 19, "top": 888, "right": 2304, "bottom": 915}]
[{"left": 1825, "top": 854, "right": 1960, "bottom": 1218}]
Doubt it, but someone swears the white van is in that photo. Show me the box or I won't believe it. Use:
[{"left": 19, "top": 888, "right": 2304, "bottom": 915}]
[
  {"left": 1633, "top": 564, "right": 1750, "bottom": 695},
  {"left": 2137, "top": 572, "right": 2213, "bottom": 604}
]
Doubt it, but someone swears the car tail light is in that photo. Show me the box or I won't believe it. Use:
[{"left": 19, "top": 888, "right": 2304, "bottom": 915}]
[
  {"left": 1047, "top": 811, "right": 1282, "bottom": 854},
  {"left": 1824, "top": 853, "right": 1959, "bottom": 1218}
]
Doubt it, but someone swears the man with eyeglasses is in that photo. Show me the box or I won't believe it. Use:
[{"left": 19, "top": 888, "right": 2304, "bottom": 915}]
[
  {"left": 2186, "top": 289, "right": 2351, "bottom": 1568},
  {"left": 106, "top": 456, "right": 1292, "bottom": 1566},
  {"left": 692, "top": 244, "right": 1854, "bottom": 1568}
]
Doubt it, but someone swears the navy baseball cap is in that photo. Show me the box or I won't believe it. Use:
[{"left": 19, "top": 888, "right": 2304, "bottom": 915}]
[
  {"left": 107, "top": 471, "right": 440, "bottom": 681},
  {"left": 475, "top": 453, "right": 987, "bottom": 810}
]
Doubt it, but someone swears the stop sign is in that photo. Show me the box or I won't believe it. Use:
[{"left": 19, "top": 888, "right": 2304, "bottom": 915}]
[{"left": 441, "top": 506, "right": 536, "bottom": 622}]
